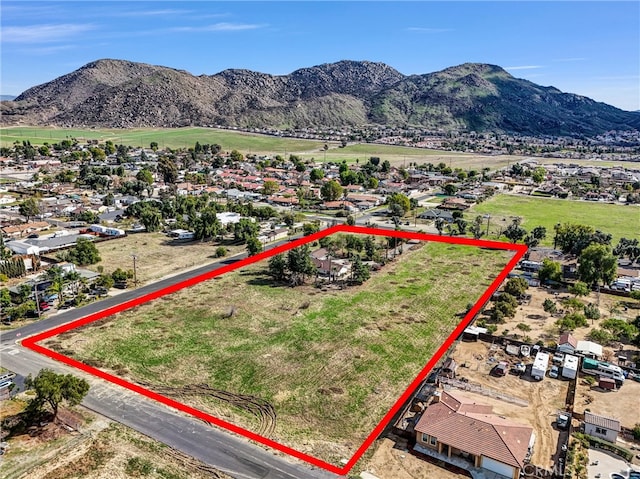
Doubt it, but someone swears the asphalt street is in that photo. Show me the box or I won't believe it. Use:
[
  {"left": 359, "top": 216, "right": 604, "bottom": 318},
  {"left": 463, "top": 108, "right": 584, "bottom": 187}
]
[{"left": 0, "top": 235, "right": 340, "bottom": 479}]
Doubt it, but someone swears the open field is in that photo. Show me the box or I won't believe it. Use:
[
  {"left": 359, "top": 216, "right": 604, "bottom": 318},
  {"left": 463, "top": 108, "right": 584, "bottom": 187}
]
[
  {"left": 0, "top": 399, "right": 229, "bottom": 479},
  {"left": 575, "top": 374, "right": 640, "bottom": 429},
  {"left": 89, "top": 233, "right": 245, "bottom": 285},
  {"left": 48, "top": 238, "right": 512, "bottom": 465},
  {"left": 470, "top": 194, "right": 640, "bottom": 245}
]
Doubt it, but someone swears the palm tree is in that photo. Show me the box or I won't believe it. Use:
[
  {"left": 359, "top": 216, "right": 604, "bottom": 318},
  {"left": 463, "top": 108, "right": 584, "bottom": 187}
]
[{"left": 46, "top": 266, "right": 68, "bottom": 306}]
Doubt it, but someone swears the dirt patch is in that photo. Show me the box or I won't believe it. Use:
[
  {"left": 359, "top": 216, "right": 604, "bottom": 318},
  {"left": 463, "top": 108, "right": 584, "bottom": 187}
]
[
  {"left": 574, "top": 375, "right": 640, "bottom": 428},
  {"left": 364, "top": 437, "right": 470, "bottom": 479},
  {"left": 91, "top": 232, "right": 245, "bottom": 285},
  {"left": 0, "top": 402, "right": 231, "bottom": 479}
]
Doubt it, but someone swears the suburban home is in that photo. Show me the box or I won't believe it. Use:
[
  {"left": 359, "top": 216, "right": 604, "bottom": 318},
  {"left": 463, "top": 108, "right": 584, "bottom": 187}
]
[
  {"left": 418, "top": 209, "right": 454, "bottom": 222},
  {"left": 583, "top": 412, "right": 621, "bottom": 443},
  {"left": 414, "top": 390, "right": 535, "bottom": 479},
  {"left": 557, "top": 332, "right": 578, "bottom": 354}
]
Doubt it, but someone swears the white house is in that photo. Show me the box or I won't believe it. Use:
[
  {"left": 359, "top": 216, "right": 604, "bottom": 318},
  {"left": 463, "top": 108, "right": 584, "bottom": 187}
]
[{"left": 584, "top": 412, "right": 621, "bottom": 443}]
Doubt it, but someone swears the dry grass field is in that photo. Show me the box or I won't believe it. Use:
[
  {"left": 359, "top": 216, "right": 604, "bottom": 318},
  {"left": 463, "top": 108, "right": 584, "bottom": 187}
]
[
  {"left": 48, "top": 238, "right": 513, "bottom": 465},
  {"left": 89, "top": 233, "right": 245, "bottom": 284}
]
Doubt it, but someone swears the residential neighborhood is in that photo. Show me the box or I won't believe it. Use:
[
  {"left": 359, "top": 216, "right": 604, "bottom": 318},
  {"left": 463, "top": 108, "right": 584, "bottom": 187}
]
[{"left": 1, "top": 134, "right": 639, "bottom": 479}]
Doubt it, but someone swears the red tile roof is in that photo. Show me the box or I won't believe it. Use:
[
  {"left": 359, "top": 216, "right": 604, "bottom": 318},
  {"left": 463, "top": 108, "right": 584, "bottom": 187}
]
[
  {"left": 415, "top": 391, "right": 533, "bottom": 469},
  {"left": 559, "top": 332, "right": 578, "bottom": 348}
]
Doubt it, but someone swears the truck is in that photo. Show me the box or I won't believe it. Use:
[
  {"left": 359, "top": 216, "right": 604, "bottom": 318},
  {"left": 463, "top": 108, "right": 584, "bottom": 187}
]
[
  {"left": 531, "top": 351, "right": 550, "bottom": 381},
  {"left": 557, "top": 413, "right": 570, "bottom": 430}
]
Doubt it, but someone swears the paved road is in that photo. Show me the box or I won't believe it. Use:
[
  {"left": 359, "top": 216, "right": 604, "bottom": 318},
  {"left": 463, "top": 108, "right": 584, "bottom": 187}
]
[{"left": 0, "top": 237, "right": 339, "bottom": 479}]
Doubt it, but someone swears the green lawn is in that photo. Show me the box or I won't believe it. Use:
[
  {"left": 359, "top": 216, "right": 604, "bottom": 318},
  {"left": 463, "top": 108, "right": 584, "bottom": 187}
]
[
  {"left": 470, "top": 194, "right": 639, "bottom": 245},
  {"left": 50, "top": 239, "right": 511, "bottom": 465},
  {"left": 0, "top": 126, "right": 323, "bottom": 152}
]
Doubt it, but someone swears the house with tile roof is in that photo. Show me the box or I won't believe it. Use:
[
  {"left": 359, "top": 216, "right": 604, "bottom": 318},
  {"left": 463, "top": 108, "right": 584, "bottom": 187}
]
[{"left": 414, "top": 390, "right": 535, "bottom": 479}]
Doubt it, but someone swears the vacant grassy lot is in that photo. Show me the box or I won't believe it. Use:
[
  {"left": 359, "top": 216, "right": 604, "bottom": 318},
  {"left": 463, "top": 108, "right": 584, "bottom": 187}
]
[
  {"left": 470, "top": 194, "right": 639, "bottom": 245},
  {"left": 89, "top": 232, "right": 245, "bottom": 284},
  {"left": 51, "top": 239, "right": 511, "bottom": 465}
]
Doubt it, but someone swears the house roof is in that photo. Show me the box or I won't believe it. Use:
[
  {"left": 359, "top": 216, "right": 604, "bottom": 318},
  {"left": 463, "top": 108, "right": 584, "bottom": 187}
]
[
  {"left": 558, "top": 332, "right": 578, "bottom": 348},
  {"left": 415, "top": 391, "right": 533, "bottom": 469},
  {"left": 584, "top": 412, "right": 621, "bottom": 432}
]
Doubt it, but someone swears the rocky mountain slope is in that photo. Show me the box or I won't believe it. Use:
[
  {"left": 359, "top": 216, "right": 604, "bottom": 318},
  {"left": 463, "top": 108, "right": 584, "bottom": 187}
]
[{"left": 2, "top": 59, "right": 638, "bottom": 136}]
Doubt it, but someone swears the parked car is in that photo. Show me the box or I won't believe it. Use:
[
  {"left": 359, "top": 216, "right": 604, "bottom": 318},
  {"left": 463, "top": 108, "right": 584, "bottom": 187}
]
[
  {"left": 557, "top": 413, "right": 570, "bottom": 430},
  {"left": 492, "top": 361, "right": 509, "bottom": 377},
  {"left": 549, "top": 365, "right": 559, "bottom": 379},
  {"left": 27, "top": 233, "right": 39, "bottom": 239}
]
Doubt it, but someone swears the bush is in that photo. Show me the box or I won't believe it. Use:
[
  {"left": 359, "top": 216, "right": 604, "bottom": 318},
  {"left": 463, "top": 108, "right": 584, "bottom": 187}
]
[
  {"left": 633, "top": 423, "right": 640, "bottom": 441},
  {"left": 214, "top": 246, "right": 227, "bottom": 258},
  {"left": 543, "top": 298, "right": 557, "bottom": 314}
]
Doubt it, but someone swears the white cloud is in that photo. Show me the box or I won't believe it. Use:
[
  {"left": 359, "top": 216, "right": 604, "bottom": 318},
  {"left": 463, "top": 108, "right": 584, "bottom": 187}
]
[
  {"left": 504, "top": 65, "right": 544, "bottom": 71},
  {"left": 2, "top": 23, "right": 94, "bottom": 44},
  {"left": 170, "top": 23, "right": 266, "bottom": 33},
  {"left": 113, "top": 9, "right": 193, "bottom": 17}
]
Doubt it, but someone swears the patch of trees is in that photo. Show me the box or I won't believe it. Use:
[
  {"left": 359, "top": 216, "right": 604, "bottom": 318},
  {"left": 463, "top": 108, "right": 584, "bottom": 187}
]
[
  {"left": 553, "top": 223, "right": 611, "bottom": 255},
  {"left": 64, "top": 238, "right": 101, "bottom": 266},
  {"left": 0, "top": 256, "right": 27, "bottom": 278},
  {"left": 489, "top": 277, "right": 529, "bottom": 323},
  {"left": 267, "top": 244, "right": 317, "bottom": 286}
]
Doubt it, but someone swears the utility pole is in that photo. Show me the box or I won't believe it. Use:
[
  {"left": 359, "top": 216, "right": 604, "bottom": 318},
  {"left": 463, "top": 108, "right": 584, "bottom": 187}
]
[{"left": 131, "top": 254, "right": 138, "bottom": 287}]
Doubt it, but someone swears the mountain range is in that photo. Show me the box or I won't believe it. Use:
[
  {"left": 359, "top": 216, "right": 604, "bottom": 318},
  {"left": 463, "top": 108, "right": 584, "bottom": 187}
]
[{"left": 2, "top": 59, "right": 638, "bottom": 136}]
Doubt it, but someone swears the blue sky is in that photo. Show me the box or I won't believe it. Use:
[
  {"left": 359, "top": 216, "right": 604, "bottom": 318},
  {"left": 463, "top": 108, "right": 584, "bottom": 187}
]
[{"left": 2, "top": 1, "right": 639, "bottom": 111}]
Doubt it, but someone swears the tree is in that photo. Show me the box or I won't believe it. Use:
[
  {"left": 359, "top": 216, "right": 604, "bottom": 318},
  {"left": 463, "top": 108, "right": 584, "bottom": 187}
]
[
  {"left": 234, "top": 218, "right": 259, "bottom": 243},
  {"left": 503, "top": 217, "right": 527, "bottom": 243},
  {"left": 68, "top": 237, "right": 101, "bottom": 266},
  {"left": 553, "top": 223, "right": 598, "bottom": 255},
  {"left": 19, "top": 197, "right": 40, "bottom": 222},
  {"left": 470, "top": 215, "right": 484, "bottom": 240},
  {"left": 229, "top": 150, "right": 243, "bottom": 162},
  {"left": 524, "top": 226, "right": 546, "bottom": 248},
  {"left": 350, "top": 255, "right": 370, "bottom": 284},
  {"left": 193, "top": 207, "right": 222, "bottom": 241},
  {"left": 346, "top": 215, "right": 355, "bottom": 226},
  {"left": 504, "top": 277, "right": 528, "bottom": 297},
  {"left": 538, "top": 259, "right": 562, "bottom": 284},
  {"left": 310, "top": 169, "right": 324, "bottom": 182},
  {"left": 543, "top": 298, "right": 557, "bottom": 314},
  {"left": 587, "top": 328, "right": 613, "bottom": 345},
  {"left": 531, "top": 167, "right": 546, "bottom": 184},
  {"left": 435, "top": 217, "right": 445, "bottom": 236},
  {"left": 569, "top": 281, "right": 590, "bottom": 297},
  {"left": 287, "top": 244, "right": 316, "bottom": 286},
  {"left": 578, "top": 244, "right": 617, "bottom": 287},
  {"left": 262, "top": 180, "right": 279, "bottom": 196},
  {"left": 364, "top": 235, "right": 377, "bottom": 261},
  {"left": 320, "top": 180, "right": 343, "bottom": 201},
  {"left": 140, "top": 209, "right": 162, "bottom": 233},
  {"left": 46, "top": 266, "right": 67, "bottom": 305},
  {"left": 111, "top": 268, "right": 133, "bottom": 283},
  {"left": 303, "top": 222, "right": 320, "bottom": 236},
  {"left": 455, "top": 218, "right": 467, "bottom": 235},
  {"left": 246, "top": 236, "right": 263, "bottom": 257},
  {"left": 157, "top": 157, "right": 178, "bottom": 184},
  {"left": 267, "top": 254, "right": 287, "bottom": 281},
  {"left": 136, "top": 169, "right": 154, "bottom": 185},
  {"left": 584, "top": 303, "right": 600, "bottom": 320},
  {"left": 25, "top": 369, "right": 90, "bottom": 419},
  {"left": 443, "top": 183, "right": 457, "bottom": 196},
  {"left": 387, "top": 193, "right": 411, "bottom": 216}
]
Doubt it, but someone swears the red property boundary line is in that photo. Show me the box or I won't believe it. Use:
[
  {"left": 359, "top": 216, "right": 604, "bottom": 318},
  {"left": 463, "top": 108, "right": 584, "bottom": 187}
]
[{"left": 22, "top": 225, "right": 527, "bottom": 476}]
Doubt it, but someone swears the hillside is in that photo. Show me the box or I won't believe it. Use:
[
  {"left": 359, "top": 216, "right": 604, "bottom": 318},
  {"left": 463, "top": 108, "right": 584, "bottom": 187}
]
[{"left": 2, "top": 59, "right": 638, "bottom": 136}]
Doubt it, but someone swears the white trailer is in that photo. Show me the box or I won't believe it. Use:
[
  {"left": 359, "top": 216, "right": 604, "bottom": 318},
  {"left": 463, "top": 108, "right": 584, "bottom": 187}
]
[
  {"left": 561, "top": 354, "right": 578, "bottom": 380},
  {"left": 531, "top": 352, "right": 549, "bottom": 380}
]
